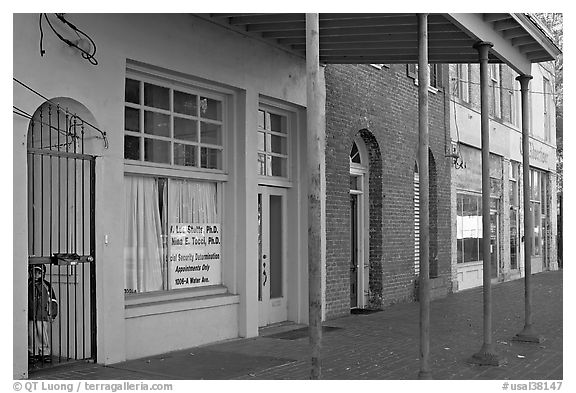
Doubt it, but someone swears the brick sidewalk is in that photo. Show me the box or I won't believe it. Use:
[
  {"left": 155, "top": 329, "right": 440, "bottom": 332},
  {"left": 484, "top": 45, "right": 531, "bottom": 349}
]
[{"left": 29, "top": 270, "right": 562, "bottom": 380}]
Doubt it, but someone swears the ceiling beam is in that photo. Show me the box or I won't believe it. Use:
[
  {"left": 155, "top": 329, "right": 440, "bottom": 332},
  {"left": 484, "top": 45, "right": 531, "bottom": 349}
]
[
  {"left": 483, "top": 13, "right": 511, "bottom": 23},
  {"left": 227, "top": 14, "right": 305, "bottom": 25},
  {"left": 511, "top": 35, "right": 537, "bottom": 46},
  {"left": 263, "top": 23, "right": 461, "bottom": 39},
  {"left": 278, "top": 31, "right": 472, "bottom": 45},
  {"left": 503, "top": 28, "right": 531, "bottom": 39},
  {"left": 291, "top": 39, "right": 477, "bottom": 51},
  {"left": 318, "top": 48, "right": 479, "bottom": 56},
  {"left": 493, "top": 19, "right": 518, "bottom": 31}
]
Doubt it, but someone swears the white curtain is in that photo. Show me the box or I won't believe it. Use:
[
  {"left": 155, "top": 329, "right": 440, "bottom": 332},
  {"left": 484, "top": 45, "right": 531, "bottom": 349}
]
[
  {"left": 169, "top": 180, "right": 218, "bottom": 223},
  {"left": 124, "top": 176, "right": 164, "bottom": 293}
]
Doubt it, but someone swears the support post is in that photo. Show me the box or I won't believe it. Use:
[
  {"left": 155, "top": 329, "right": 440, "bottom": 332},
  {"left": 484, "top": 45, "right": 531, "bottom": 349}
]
[
  {"left": 469, "top": 41, "right": 505, "bottom": 366},
  {"left": 417, "top": 12, "right": 432, "bottom": 380},
  {"left": 306, "top": 12, "right": 325, "bottom": 380},
  {"left": 514, "top": 74, "right": 543, "bottom": 343}
]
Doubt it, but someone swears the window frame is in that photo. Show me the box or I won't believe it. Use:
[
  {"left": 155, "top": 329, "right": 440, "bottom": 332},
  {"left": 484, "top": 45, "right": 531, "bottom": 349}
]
[
  {"left": 124, "top": 68, "right": 232, "bottom": 176},
  {"left": 257, "top": 100, "right": 298, "bottom": 187},
  {"left": 456, "top": 191, "right": 484, "bottom": 265},
  {"left": 123, "top": 64, "right": 234, "bottom": 301}
]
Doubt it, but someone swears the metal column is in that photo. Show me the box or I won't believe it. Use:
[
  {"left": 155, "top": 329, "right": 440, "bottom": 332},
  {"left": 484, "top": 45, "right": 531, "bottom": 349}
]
[
  {"left": 306, "top": 12, "right": 325, "bottom": 380},
  {"left": 514, "top": 74, "right": 543, "bottom": 343},
  {"left": 469, "top": 41, "right": 505, "bottom": 366},
  {"left": 417, "top": 12, "right": 432, "bottom": 380}
]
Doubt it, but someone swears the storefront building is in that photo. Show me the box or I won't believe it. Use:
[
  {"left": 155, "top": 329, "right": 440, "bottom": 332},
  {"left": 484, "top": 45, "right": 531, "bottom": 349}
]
[
  {"left": 14, "top": 13, "right": 559, "bottom": 379},
  {"left": 449, "top": 62, "right": 558, "bottom": 291}
]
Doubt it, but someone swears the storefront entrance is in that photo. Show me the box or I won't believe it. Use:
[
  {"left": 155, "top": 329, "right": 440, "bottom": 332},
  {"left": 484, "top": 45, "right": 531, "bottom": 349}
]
[{"left": 257, "top": 187, "right": 287, "bottom": 327}]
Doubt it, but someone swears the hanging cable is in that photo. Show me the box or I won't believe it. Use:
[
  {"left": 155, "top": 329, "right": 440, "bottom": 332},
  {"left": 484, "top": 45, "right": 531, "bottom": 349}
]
[
  {"left": 38, "top": 13, "right": 98, "bottom": 65},
  {"left": 14, "top": 77, "right": 109, "bottom": 148},
  {"left": 450, "top": 76, "right": 559, "bottom": 97}
]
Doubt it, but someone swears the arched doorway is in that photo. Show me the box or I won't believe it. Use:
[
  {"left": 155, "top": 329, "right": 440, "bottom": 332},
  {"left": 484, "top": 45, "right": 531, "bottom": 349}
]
[
  {"left": 27, "top": 99, "right": 98, "bottom": 370},
  {"left": 349, "top": 136, "right": 369, "bottom": 309}
]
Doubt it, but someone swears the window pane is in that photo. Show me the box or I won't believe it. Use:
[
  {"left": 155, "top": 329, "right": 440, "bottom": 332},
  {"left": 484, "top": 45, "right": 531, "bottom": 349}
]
[
  {"left": 201, "top": 147, "right": 222, "bottom": 169},
  {"left": 258, "top": 110, "right": 265, "bottom": 129},
  {"left": 270, "top": 156, "right": 287, "bottom": 177},
  {"left": 174, "top": 143, "right": 197, "bottom": 167},
  {"left": 257, "top": 131, "right": 265, "bottom": 151},
  {"left": 144, "top": 111, "right": 170, "bottom": 137},
  {"left": 124, "top": 135, "right": 140, "bottom": 160},
  {"left": 258, "top": 153, "right": 266, "bottom": 175},
  {"left": 144, "top": 138, "right": 170, "bottom": 164},
  {"left": 125, "top": 107, "right": 140, "bottom": 132},
  {"left": 200, "top": 97, "right": 222, "bottom": 121},
  {"left": 463, "top": 238, "right": 478, "bottom": 262},
  {"left": 269, "top": 113, "right": 286, "bottom": 133},
  {"left": 144, "top": 83, "right": 170, "bottom": 110},
  {"left": 200, "top": 122, "right": 222, "bottom": 145},
  {"left": 457, "top": 239, "right": 463, "bottom": 264},
  {"left": 174, "top": 117, "right": 197, "bottom": 141},
  {"left": 125, "top": 78, "right": 140, "bottom": 104},
  {"left": 174, "top": 90, "right": 197, "bottom": 116},
  {"left": 268, "top": 134, "right": 287, "bottom": 155}
]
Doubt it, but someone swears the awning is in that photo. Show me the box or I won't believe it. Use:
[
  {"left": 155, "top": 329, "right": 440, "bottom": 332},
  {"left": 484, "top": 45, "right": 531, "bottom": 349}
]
[{"left": 200, "top": 13, "right": 560, "bottom": 75}]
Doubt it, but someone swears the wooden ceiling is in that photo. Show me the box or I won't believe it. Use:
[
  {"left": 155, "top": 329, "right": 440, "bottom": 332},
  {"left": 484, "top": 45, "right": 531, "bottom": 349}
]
[{"left": 205, "top": 13, "right": 555, "bottom": 64}]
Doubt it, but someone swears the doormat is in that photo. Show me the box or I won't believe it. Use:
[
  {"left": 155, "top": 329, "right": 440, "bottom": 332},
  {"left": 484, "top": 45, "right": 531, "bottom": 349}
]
[
  {"left": 350, "top": 308, "right": 381, "bottom": 315},
  {"left": 265, "top": 326, "right": 342, "bottom": 340}
]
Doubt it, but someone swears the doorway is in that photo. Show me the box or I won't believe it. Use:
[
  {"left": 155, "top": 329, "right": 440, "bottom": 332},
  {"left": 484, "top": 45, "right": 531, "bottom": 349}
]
[{"left": 257, "top": 186, "right": 287, "bottom": 327}]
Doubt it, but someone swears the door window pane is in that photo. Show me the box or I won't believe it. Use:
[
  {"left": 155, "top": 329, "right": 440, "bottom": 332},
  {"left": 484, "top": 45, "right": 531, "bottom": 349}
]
[
  {"left": 268, "top": 134, "right": 287, "bottom": 155},
  {"left": 269, "top": 195, "right": 283, "bottom": 299},
  {"left": 269, "top": 113, "right": 286, "bottom": 133},
  {"left": 270, "top": 156, "right": 287, "bottom": 177}
]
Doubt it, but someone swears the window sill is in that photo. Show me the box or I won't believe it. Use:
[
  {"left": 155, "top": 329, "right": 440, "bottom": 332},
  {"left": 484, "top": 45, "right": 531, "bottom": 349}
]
[
  {"left": 257, "top": 176, "right": 293, "bottom": 188},
  {"left": 125, "top": 285, "right": 239, "bottom": 319},
  {"left": 456, "top": 260, "right": 483, "bottom": 267}
]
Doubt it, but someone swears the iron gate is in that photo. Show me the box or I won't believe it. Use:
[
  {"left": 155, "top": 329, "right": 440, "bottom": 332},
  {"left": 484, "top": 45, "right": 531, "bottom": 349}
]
[{"left": 27, "top": 102, "right": 96, "bottom": 369}]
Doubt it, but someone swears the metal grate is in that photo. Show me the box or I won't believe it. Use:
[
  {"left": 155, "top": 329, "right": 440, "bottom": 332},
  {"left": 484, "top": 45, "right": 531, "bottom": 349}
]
[{"left": 27, "top": 102, "right": 96, "bottom": 369}]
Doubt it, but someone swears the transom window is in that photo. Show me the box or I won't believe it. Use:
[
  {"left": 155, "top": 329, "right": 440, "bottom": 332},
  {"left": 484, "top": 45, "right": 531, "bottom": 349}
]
[
  {"left": 124, "top": 77, "right": 225, "bottom": 170},
  {"left": 258, "top": 108, "right": 288, "bottom": 178}
]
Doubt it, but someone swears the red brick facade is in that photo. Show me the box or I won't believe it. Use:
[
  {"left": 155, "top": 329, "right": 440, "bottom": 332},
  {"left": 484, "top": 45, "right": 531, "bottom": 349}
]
[{"left": 324, "top": 64, "right": 453, "bottom": 318}]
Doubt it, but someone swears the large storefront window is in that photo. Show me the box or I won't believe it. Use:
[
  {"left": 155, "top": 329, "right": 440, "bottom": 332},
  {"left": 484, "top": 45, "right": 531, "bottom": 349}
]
[
  {"left": 123, "top": 70, "right": 226, "bottom": 295},
  {"left": 509, "top": 161, "right": 520, "bottom": 270},
  {"left": 530, "top": 169, "right": 548, "bottom": 257},
  {"left": 124, "top": 176, "right": 220, "bottom": 294},
  {"left": 456, "top": 193, "right": 483, "bottom": 264}
]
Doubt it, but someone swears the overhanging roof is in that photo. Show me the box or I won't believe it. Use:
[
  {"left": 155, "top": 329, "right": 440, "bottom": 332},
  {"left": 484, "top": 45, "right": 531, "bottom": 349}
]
[{"left": 200, "top": 13, "right": 561, "bottom": 75}]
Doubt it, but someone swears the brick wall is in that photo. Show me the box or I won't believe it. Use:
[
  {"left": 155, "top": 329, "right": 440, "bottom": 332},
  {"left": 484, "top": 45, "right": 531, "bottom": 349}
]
[{"left": 324, "top": 64, "right": 452, "bottom": 319}]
